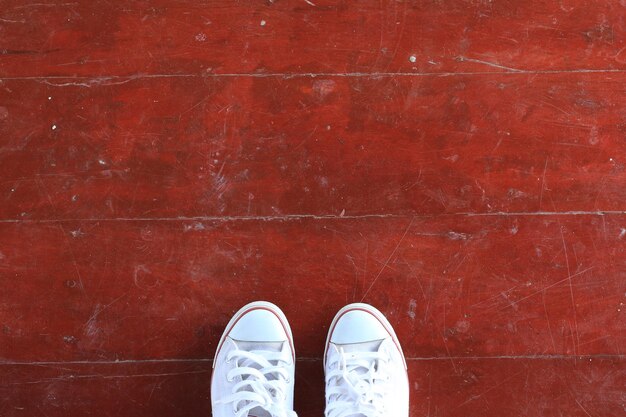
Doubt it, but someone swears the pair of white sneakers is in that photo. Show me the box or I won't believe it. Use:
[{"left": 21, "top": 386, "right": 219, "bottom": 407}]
[{"left": 211, "top": 301, "right": 409, "bottom": 417}]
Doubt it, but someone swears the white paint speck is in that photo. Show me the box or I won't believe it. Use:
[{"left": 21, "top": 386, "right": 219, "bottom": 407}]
[
  {"left": 408, "top": 299, "right": 417, "bottom": 319},
  {"left": 619, "top": 228, "right": 626, "bottom": 239},
  {"left": 260, "top": 20, "right": 266, "bottom": 26},
  {"left": 455, "top": 319, "right": 471, "bottom": 333},
  {"left": 184, "top": 222, "right": 206, "bottom": 232},
  {"left": 48, "top": 96, "right": 52, "bottom": 100},
  {"left": 409, "top": 55, "right": 417, "bottom": 63},
  {"left": 98, "top": 159, "right": 106, "bottom": 166},
  {"left": 51, "top": 124, "right": 57, "bottom": 130},
  {"left": 195, "top": 33, "right": 207, "bottom": 42},
  {"left": 589, "top": 126, "right": 599, "bottom": 145}
]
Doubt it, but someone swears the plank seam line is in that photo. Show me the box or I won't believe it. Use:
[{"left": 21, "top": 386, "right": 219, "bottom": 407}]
[
  {"left": 1, "top": 354, "right": 623, "bottom": 366},
  {"left": 459, "top": 210, "right": 626, "bottom": 217},
  {"left": 0, "top": 211, "right": 624, "bottom": 224},
  {"left": 1, "top": 68, "right": 626, "bottom": 84}
]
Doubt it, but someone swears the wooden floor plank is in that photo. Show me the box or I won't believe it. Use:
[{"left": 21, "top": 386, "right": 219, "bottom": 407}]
[
  {"left": 1, "top": 358, "right": 623, "bottom": 417},
  {"left": 1, "top": 1, "right": 625, "bottom": 77},
  {"left": 0, "top": 215, "right": 623, "bottom": 361},
  {"left": 1, "top": 73, "right": 625, "bottom": 220},
  {"left": 2, "top": 1, "right": 624, "bottom": 415}
]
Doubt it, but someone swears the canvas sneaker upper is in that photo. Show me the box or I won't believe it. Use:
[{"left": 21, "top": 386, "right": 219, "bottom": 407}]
[
  {"left": 212, "top": 302, "right": 297, "bottom": 417},
  {"left": 324, "top": 303, "right": 409, "bottom": 417}
]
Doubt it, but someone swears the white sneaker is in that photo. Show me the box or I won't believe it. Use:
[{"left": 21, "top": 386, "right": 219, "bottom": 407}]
[
  {"left": 211, "top": 301, "right": 298, "bottom": 417},
  {"left": 324, "top": 303, "right": 409, "bottom": 417}
]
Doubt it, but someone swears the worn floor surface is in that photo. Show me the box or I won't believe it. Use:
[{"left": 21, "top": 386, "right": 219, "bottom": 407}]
[{"left": 0, "top": 1, "right": 625, "bottom": 416}]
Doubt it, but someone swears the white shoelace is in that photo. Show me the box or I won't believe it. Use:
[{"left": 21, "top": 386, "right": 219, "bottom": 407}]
[
  {"left": 216, "top": 349, "right": 297, "bottom": 417},
  {"left": 325, "top": 348, "right": 390, "bottom": 417}
]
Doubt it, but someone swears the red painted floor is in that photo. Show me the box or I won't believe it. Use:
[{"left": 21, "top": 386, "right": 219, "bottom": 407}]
[{"left": 0, "top": 1, "right": 625, "bottom": 416}]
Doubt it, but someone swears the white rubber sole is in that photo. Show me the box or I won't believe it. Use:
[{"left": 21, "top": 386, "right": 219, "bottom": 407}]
[
  {"left": 323, "top": 302, "right": 407, "bottom": 369},
  {"left": 212, "top": 301, "right": 294, "bottom": 369}
]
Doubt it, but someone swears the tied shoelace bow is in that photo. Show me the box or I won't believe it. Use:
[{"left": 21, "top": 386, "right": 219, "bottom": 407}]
[
  {"left": 216, "top": 349, "right": 297, "bottom": 417},
  {"left": 325, "top": 348, "right": 390, "bottom": 417}
]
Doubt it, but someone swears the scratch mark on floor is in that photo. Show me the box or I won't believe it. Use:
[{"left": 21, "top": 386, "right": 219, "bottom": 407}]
[
  {"left": 14, "top": 2, "right": 78, "bottom": 8},
  {"left": 33, "top": 177, "right": 90, "bottom": 297},
  {"left": 360, "top": 216, "right": 415, "bottom": 301},
  {"left": 441, "top": 303, "right": 458, "bottom": 374},
  {"left": 55, "top": 223, "right": 88, "bottom": 296},
  {"left": 8, "top": 369, "right": 211, "bottom": 385},
  {"left": 542, "top": 290, "right": 557, "bottom": 352},
  {"left": 178, "top": 93, "right": 212, "bottom": 117},
  {"left": 574, "top": 399, "right": 594, "bottom": 417},
  {"left": 38, "top": 76, "right": 139, "bottom": 88},
  {"left": 147, "top": 380, "right": 161, "bottom": 406},
  {"left": 83, "top": 293, "right": 126, "bottom": 336},
  {"left": 497, "top": 266, "right": 593, "bottom": 310},
  {"left": 539, "top": 156, "right": 549, "bottom": 209},
  {"left": 353, "top": 240, "right": 369, "bottom": 302},
  {"left": 404, "top": 261, "right": 429, "bottom": 318},
  {"left": 593, "top": 175, "right": 607, "bottom": 211},
  {"left": 456, "top": 369, "right": 526, "bottom": 408},
  {"left": 455, "top": 56, "right": 524, "bottom": 72},
  {"left": 0, "top": 17, "right": 26, "bottom": 23},
  {"left": 559, "top": 225, "right": 580, "bottom": 356}
]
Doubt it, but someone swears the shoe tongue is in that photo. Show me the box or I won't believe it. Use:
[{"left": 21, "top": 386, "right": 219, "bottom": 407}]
[
  {"left": 235, "top": 340, "right": 285, "bottom": 352},
  {"left": 231, "top": 340, "right": 287, "bottom": 417},
  {"left": 248, "top": 407, "right": 271, "bottom": 417},
  {"left": 336, "top": 339, "right": 384, "bottom": 353}
]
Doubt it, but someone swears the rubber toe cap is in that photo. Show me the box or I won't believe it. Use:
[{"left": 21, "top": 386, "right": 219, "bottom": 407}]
[
  {"left": 330, "top": 309, "right": 389, "bottom": 345},
  {"left": 229, "top": 308, "right": 288, "bottom": 342}
]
